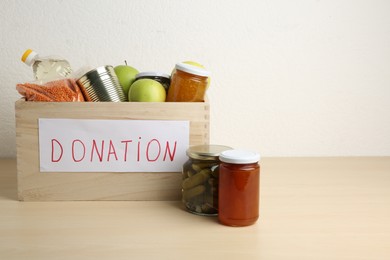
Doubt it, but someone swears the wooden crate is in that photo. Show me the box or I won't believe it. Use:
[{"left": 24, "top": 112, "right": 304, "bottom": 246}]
[{"left": 15, "top": 99, "right": 209, "bottom": 201}]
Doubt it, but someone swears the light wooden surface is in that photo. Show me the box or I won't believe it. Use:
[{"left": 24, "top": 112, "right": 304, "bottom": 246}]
[
  {"left": 15, "top": 100, "right": 209, "bottom": 201},
  {"left": 1, "top": 157, "right": 389, "bottom": 259}
]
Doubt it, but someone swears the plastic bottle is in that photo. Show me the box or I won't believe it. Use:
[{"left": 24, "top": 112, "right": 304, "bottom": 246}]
[{"left": 21, "top": 49, "right": 72, "bottom": 82}]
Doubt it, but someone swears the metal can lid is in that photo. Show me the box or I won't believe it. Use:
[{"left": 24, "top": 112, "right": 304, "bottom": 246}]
[
  {"left": 219, "top": 150, "right": 261, "bottom": 164},
  {"left": 186, "top": 145, "right": 233, "bottom": 160}
]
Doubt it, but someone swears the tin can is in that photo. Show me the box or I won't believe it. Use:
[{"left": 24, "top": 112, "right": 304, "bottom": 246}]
[{"left": 77, "top": 66, "right": 127, "bottom": 102}]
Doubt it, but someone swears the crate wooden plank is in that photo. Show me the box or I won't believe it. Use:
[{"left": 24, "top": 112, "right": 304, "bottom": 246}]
[{"left": 15, "top": 99, "right": 209, "bottom": 201}]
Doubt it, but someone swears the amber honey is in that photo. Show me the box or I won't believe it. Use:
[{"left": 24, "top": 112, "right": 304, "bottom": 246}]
[{"left": 166, "top": 63, "right": 210, "bottom": 102}]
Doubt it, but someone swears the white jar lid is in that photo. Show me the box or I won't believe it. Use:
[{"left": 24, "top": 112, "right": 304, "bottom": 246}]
[
  {"left": 175, "top": 62, "right": 210, "bottom": 77},
  {"left": 219, "top": 150, "right": 261, "bottom": 164}
]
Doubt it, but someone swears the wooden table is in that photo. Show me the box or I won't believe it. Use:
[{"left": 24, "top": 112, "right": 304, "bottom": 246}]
[{"left": 1, "top": 158, "right": 389, "bottom": 259}]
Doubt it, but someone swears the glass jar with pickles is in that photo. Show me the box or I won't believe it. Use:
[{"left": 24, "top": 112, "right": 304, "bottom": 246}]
[{"left": 182, "top": 145, "right": 232, "bottom": 216}]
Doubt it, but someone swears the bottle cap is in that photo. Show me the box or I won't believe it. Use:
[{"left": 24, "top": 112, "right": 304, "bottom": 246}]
[
  {"left": 175, "top": 62, "right": 210, "bottom": 77},
  {"left": 219, "top": 150, "right": 261, "bottom": 164},
  {"left": 21, "top": 49, "right": 38, "bottom": 66}
]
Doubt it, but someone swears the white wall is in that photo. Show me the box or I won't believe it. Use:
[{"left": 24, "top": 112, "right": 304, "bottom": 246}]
[{"left": 1, "top": 0, "right": 389, "bottom": 157}]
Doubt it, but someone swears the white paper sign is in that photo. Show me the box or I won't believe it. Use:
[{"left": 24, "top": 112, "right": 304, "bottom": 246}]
[{"left": 38, "top": 119, "right": 189, "bottom": 172}]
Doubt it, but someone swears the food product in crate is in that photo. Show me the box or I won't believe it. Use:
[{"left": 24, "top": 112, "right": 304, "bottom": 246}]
[
  {"left": 167, "top": 62, "right": 210, "bottom": 102},
  {"left": 16, "top": 79, "right": 87, "bottom": 102},
  {"left": 114, "top": 61, "right": 139, "bottom": 97},
  {"left": 173, "top": 61, "right": 210, "bottom": 89},
  {"left": 134, "top": 71, "right": 171, "bottom": 93},
  {"left": 77, "top": 66, "right": 127, "bottom": 102},
  {"left": 128, "top": 79, "right": 166, "bottom": 102},
  {"left": 18, "top": 50, "right": 211, "bottom": 103},
  {"left": 21, "top": 49, "right": 72, "bottom": 83}
]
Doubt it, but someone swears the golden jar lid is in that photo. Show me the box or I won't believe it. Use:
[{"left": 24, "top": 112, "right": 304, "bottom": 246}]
[{"left": 186, "top": 145, "right": 232, "bottom": 160}]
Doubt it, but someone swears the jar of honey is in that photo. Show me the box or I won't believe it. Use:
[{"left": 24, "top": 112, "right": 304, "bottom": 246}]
[
  {"left": 218, "top": 150, "right": 261, "bottom": 226},
  {"left": 166, "top": 62, "right": 210, "bottom": 102}
]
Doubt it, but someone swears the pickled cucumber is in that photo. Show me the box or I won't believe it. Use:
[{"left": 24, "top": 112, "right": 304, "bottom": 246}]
[
  {"left": 182, "top": 171, "right": 210, "bottom": 190},
  {"left": 191, "top": 162, "right": 214, "bottom": 172},
  {"left": 182, "top": 185, "right": 206, "bottom": 201}
]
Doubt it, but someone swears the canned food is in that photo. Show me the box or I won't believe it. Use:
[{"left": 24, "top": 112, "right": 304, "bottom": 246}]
[{"left": 77, "top": 66, "right": 127, "bottom": 102}]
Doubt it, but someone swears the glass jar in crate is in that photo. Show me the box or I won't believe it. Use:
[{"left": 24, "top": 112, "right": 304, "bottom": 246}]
[
  {"left": 166, "top": 62, "right": 210, "bottom": 102},
  {"left": 182, "top": 145, "right": 232, "bottom": 216}
]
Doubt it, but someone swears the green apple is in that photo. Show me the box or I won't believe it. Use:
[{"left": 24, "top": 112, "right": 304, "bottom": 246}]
[
  {"left": 183, "top": 60, "right": 205, "bottom": 68},
  {"left": 114, "top": 63, "right": 139, "bottom": 96},
  {"left": 129, "top": 79, "right": 166, "bottom": 102}
]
